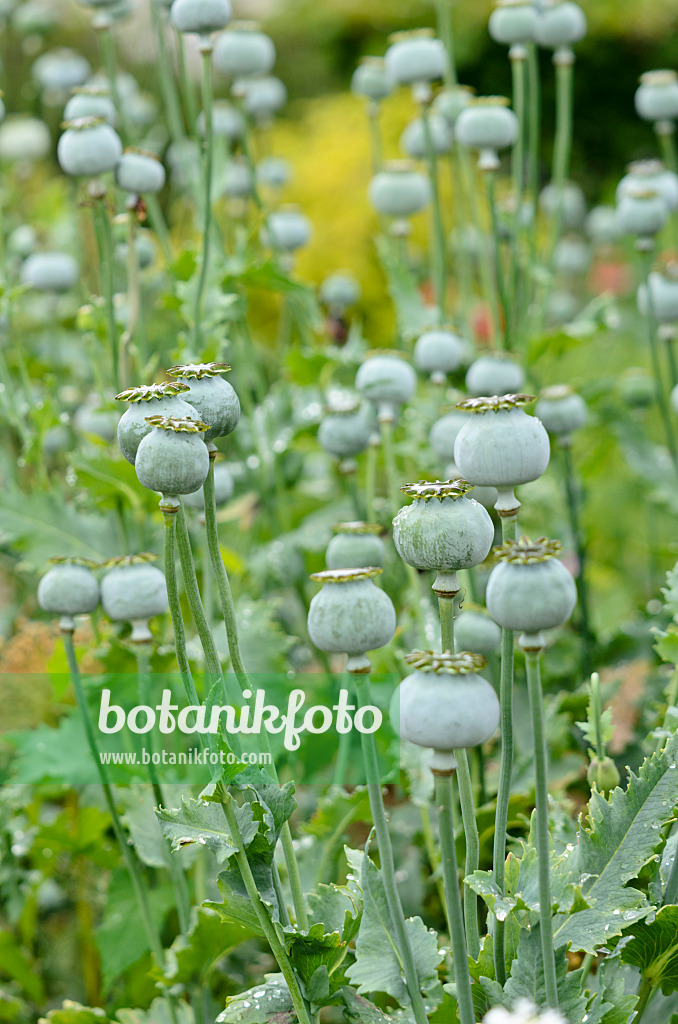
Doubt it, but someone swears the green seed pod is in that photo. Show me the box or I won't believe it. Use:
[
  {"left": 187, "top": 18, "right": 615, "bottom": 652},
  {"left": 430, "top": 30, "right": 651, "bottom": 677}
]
[
  {"left": 619, "top": 367, "right": 655, "bottom": 409},
  {"left": 391, "top": 650, "right": 499, "bottom": 773},
  {"left": 57, "top": 116, "right": 123, "bottom": 177},
  {"left": 21, "top": 252, "right": 78, "bottom": 293},
  {"left": 265, "top": 206, "right": 311, "bottom": 251},
  {"left": 256, "top": 156, "right": 291, "bottom": 189},
  {"left": 0, "top": 115, "right": 50, "bottom": 162},
  {"left": 455, "top": 97, "right": 518, "bottom": 169},
  {"left": 101, "top": 554, "right": 167, "bottom": 642},
  {"left": 88, "top": 69, "right": 139, "bottom": 105},
  {"left": 587, "top": 755, "right": 620, "bottom": 794},
  {"left": 116, "top": 232, "right": 156, "bottom": 270},
  {"left": 534, "top": 1, "right": 587, "bottom": 50},
  {"left": 32, "top": 48, "right": 91, "bottom": 96},
  {"left": 319, "top": 272, "right": 361, "bottom": 314},
  {"left": 351, "top": 57, "right": 393, "bottom": 102},
  {"left": 116, "top": 381, "right": 198, "bottom": 465},
  {"left": 400, "top": 114, "right": 451, "bottom": 159},
  {"left": 64, "top": 86, "right": 116, "bottom": 126},
  {"left": 454, "top": 608, "right": 502, "bottom": 655},
  {"left": 429, "top": 410, "right": 468, "bottom": 462},
  {"left": 197, "top": 100, "right": 244, "bottom": 140},
  {"left": 432, "top": 85, "right": 474, "bottom": 126},
  {"left": 38, "top": 559, "right": 100, "bottom": 626},
  {"left": 213, "top": 22, "right": 275, "bottom": 78},
  {"left": 318, "top": 397, "right": 372, "bottom": 459},
  {"left": 617, "top": 159, "right": 678, "bottom": 213},
  {"left": 368, "top": 160, "right": 431, "bottom": 218},
  {"left": 486, "top": 537, "right": 576, "bottom": 645},
  {"left": 237, "top": 75, "right": 287, "bottom": 121},
  {"left": 170, "top": 0, "right": 231, "bottom": 36},
  {"left": 183, "top": 461, "right": 234, "bottom": 509},
  {"left": 355, "top": 351, "right": 417, "bottom": 421},
  {"left": 554, "top": 235, "right": 591, "bottom": 276},
  {"left": 414, "top": 327, "right": 466, "bottom": 382},
  {"left": 616, "top": 188, "right": 668, "bottom": 238},
  {"left": 635, "top": 70, "right": 678, "bottom": 124},
  {"left": 489, "top": 0, "right": 538, "bottom": 46},
  {"left": 585, "top": 204, "right": 620, "bottom": 245},
  {"left": 535, "top": 384, "right": 587, "bottom": 437},
  {"left": 13, "top": 0, "right": 58, "bottom": 34},
  {"left": 166, "top": 362, "right": 241, "bottom": 443},
  {"left": 326, "top": 522, "right": 385, "bottom": 570},
  {"left": 466, "top": 354, "right": 526, "bottom": 397},
  {"left": 135, "top": 415, "right": 211, "bottom": 505},
  {"left": 9, "top": 224, "right": 37, "bottom": 258},
  {"left": 307, "top": 567, "right": 396, "bottom": 672},
  {"left": 539, "top": 180, "right": 586, "bottom": 230},
  {"left": 445, "top": 472, "right": 498, "bottom": 510},
  {"left": 115, "top": 149, "right": 166, "bottom": 194},
  {"left": 384, "top": 29, "right": 447, "bottom": 86},
  {"left": 393, "top": 480, "right": 494, "bottom": 595},
  {"left": 637, "top": 267, "right": 678, "bottom": 322},
  {"left": 454, "top": 395, "right": 550, "bottom": 511}
]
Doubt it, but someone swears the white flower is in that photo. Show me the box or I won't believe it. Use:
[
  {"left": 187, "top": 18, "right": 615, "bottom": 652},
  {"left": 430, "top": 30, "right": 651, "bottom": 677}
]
[{"left": 483, "top": 999, "right": 567, "bottom": 1024}]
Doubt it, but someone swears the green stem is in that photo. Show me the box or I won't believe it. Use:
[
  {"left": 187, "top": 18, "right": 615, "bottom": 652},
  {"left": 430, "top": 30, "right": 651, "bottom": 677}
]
[
  {"left": 194, "top": 47, "right": 214, "bottom": 349},
  {"left": 438, "top": 594, "right": 455, "bottom": 652},
  {"left": 380, "top": 416, "right": 401, "bottom": 513},
  {"left": 640, "top": 250, "right": 678, "bottom": 478},
  {"left": 434, "top": 0, "right": 457, "bottom": 86},
  {"left": 98, "top": 25, "right": 130, "bottom": 143},
  {"left": 459, "top": 146, "right": 499, "bottom": 345},
  {"left": 524, "top": 646, "right": 558, "bottom": 1008},
  {"left": 493, "top": 511, "right": 517, "bottom": 984},
  {"left": 367, "top": 103, "right": 383, "bottom": 174},
  {"left": 162, "top": 510, "right": 204, "bottom": 713},
  {"left": 560, "top": 442, "right": 594, "bottom": 675},
  {"left": 145, "top": 194, "right": 173, "bottom": 264},
  {"left": 434, "top": 772, "right": 475, "bottom": 1024},
  {"left": 419, "top": 803, "right": 449, "bottom": 930},
  {"left": 93, "top": 198, "right": 120, "bottom": 393},
  {"left": 633, "top": 976, "right": 657, "bottom": 1024},
  {"left": 421, "top": 104, "right": 447, "bottom": 320},
  {"left": 658, "top": 127, "right": 678, "bottom": 175},
  {"left": 220, "top": 794, "right": 315, "bottom": 1024},
  {"left": 527, "top": 44, "right": 541, "bottom": 221},
  {"left": 665, "top": 333, "right": 678, "bottom": 389},
  {"left": 548, "top": 55, "right": 574, "bottom": 262},
  {"left": 509, "top": 52, "right": 527, "bottom": 343},
  {"left": 662, "top": 835, "right": 678, "bottom": 905},
  {"left": 280, "top": 821, "right": 308, "bottom": 929},
  {"left": 175, "top": 30, "right": 198, "bottom": 134},
  {"left": 150, "top": 2, "right": 186, "bottom": 145},
  {"left": 353, "top": 673, "right": 430, "bottom": 1024},
  {"left": 453, "top": 749, "right": 480, "bottom": 958},
  {"left": 486, "top": 170, "right": 510, "bottom": 350},
  {"left": 365, "top": 441, "right": 378, "bottom": 523}
]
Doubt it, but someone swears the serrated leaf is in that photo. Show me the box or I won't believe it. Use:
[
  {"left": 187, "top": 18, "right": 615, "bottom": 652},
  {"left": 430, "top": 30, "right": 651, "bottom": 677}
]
[
  {"left": 96, "top": 870, "right": 175, "bottom": 991},
  {"left": 654, "top": 627, "right": 678, "bottom": 667},
  {"left": 663, "top": 565, "right": 678, "bottom": 620},
  {"left": 155, "top": 797, "right": 257, "bottom": 863},
  {"left": 344, "top": 847, "right": 442, "bottom": 1010},
  {"left": 0, "top": 489, "right": 120, "bottom": 568},
  {"left": 584, "top": 957, "right": 638, "bottom": 1024},
  {"left": 307, "top": 882, "right": 362, "bottom": 944},
  {"left": 306, "top": 965, "right": 330, "bottom": 1004},
  {"left": 204, "top": 871, "right": 265, "bottom": 935},
  {"left": 120, "top": 789, "right": 171, "bottom": 869},
  {"left": 216, "top": 975, "right": 294, "bottom": 1024},
  {"left": 339, "top": 987, "right": 395, "bottom": 1022},
  {"left": 157, "top": 907, "right": 252, "bottom": 985},
  {"left": 467, "top": 933, "right": 495, "bottom": 1020},
  {"left": 552, "top": 733, "right": 678, "bottom": 953},
  {"left": 622, "top": 905, "right": 678, "bottom": 995},
  {"left": 282, "top": 922, "right": 347, "bottom": 994}
]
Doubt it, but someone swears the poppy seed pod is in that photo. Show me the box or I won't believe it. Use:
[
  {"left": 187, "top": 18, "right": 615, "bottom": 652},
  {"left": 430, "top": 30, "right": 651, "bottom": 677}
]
[
  {"left": 391, "top": 650, "right": 500, "bottom": 773},
  {"left": 616, "top": 188, "right": 669, "bottom": 239},
  {"left": 317, "top": 398, "right": 372, "bottom": 459},
  {"left": 183, "top": 461, "right": 234, "bottom": 510},
  {"left": 307, "top": 567, "right": 396, "bottom": 673},
  {"left": 454, "top": 608, "right": 502, "bottom": 656},
  {"left": 616, "top": 160, "right": 678, "bottom": 213},
  {"left": 453, "top": 395, "right": 550, "bottom": 513},
  {"left": 213, "top": 22, "right": 275, "bottom": 78},
  {"left": 326, "top": 522, "right": 386, "bottom": 570},
  {"left": 393, "top": 480, "right": 494, "bottom": 596},
  {"left": 101, "top": 555, "right": 168, "bottom": 643},
  {"left": 619, "top": 368, "right": 655, "bottom": 409},
  {"left": 38, "top": 559, "right": 100, "bottom": 630},
  {"left": 635, "top": 71, "right": 678, "bottom": 125},
  {"left": 64, "top": 86, "right": 116, "bottom": 126},
  {"left": 351, "top": 57, "right": 393, "bottom": 103},
  {"left": 585, "top": 205, "right": 620, "bottom": 245},
  {"left": 197, "top": 100, "right": 244, "bottom": 140},
  {"left": 135, "top": 415, "right": 211, "bottom": 507},
  {"left": 115, "top": 381, "right": 198, "bottom": 465},
  {"left": 170, "top": 0, "right": 231, "bottom": 36},
  {"left": 455, "top": 97, "right": 519, "bottom": 170},
  {"left": 355, "top": 351, "right": 417, "bottom": 422},
  {"left": 486, "top": 537, "right": 577, "bottom": 646},
  {"left": 265, "top": 207, "right": 311, "bottom": 251},
  {"left": 637, "top": 266, "right": 678, "bottom": 322},
  {"left": 166, "top": 363, "right": 240, "bottom": 443},
  {"left": 32, "top": 49, "right": 91, "bottom": 96},
  {"left": 222, "top": 157, "right": 253, "bottom": 199},
  {"left": 432, "top": 85, "right": 473, "bottom": 126},
  {"left": 384, "top": 30, "right": 447, "bottom": 87},
  {"left": 489, "top": 0, "right": 538, "bottom": 47},
  {"left": 400, "top": 114, "right": 452, "bottom": 159},
  {"left": 587, "top": 755, "right": 621, "bottom": 794},
  {"left": 256, "top": 156, "right": 291, "bottom": 189},
  {"left": 21, "top": 251, "right": 79, "bottom": 293},
  {"left": 0, "top": 116, "right": 51, "bottom": 162},
  {"left": 414, "top": 327, "right": 466, "bottom": 382},
  {"left": 534, "top": 1, "right": 587, "bottom": 51},
  {"left": 539, "top": 180, "right": 586, "bottom": 230},
  {"left": 429, "top": 410, "right": 468, "bottom": 462},
  {"left": 57, "top": 117, "right": 123, "bottom": 177},
  {"left": 553, "top": 235, "right": 591, "bottom": 276},
  {"left": 368, "top": 161, "right": 431, "bottom": 218},
  {"left": 319, "top": 272, "right": 361, "bottom": 314},
  {"left": 237, "top": 75, "right": 287, "bottom": 121},
  {"left": 115, "top": 149, "right": 166, "bottom": 194},
  {"left": 535, "top": 384, "right": 587, "bottom": 437},
  {"left": 466, "top": 354, "right": 526, "bottom": 397}
]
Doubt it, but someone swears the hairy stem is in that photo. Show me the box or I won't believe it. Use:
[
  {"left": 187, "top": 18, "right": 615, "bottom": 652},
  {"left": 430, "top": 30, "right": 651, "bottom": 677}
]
[{"left": 194, "top": 47, "right": 214, "bottom": 348}]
